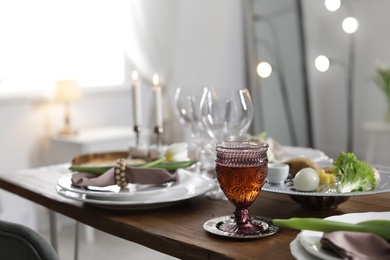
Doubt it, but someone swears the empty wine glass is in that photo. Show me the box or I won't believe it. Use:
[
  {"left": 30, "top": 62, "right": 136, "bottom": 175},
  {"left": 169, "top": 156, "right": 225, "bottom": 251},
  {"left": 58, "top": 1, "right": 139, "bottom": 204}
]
[
  {"left": 200, "top": 88, "right": 254, "bottom": 199},
  {"left": 174, "top": 87, "right": 208, "bottom": 162}
]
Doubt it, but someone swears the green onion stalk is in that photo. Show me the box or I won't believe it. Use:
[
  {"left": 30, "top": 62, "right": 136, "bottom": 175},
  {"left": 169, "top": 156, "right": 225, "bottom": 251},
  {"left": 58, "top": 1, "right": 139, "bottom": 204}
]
[
  {"left": 69, "top": 143, "right": 197, "bottom": 174},
  {"left": 273, "top": 218, "right": 390, "bottom": 241}
]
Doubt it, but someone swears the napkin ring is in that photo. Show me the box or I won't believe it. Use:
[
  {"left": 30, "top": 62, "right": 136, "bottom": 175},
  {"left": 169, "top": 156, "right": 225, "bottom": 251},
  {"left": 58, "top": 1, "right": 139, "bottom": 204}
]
[{"left": 114, "top": 158, "right": 128, "bottom": 188}]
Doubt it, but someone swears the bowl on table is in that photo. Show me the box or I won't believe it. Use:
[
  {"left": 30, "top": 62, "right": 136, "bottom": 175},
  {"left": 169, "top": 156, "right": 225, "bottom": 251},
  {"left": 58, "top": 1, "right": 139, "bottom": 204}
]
[
  {"left": 267, "top": 163, "right": 289, "bottom": 184},
  {"left": 288, "top": 194, "right": 350, "bottom": 210}
]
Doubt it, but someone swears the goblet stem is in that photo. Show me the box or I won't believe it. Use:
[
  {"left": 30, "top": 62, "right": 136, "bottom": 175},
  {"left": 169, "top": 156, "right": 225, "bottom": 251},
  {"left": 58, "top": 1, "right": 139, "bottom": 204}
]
[{"left": 235, "top": 208, "right": 250, "bottom": 225}]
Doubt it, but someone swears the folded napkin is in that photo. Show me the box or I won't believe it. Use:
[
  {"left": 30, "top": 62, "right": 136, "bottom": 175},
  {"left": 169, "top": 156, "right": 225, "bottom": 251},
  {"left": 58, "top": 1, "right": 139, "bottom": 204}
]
[
  {"left": 321, "top": 231, "right": 390, "bottom": 260},
  {"left": 71, "top": 167, "right": 178, "bottom": 188}
]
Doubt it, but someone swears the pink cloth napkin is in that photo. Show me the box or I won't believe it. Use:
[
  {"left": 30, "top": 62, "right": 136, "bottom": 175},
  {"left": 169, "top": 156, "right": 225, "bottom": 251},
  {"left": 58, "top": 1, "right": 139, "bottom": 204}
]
[
  {"left": 321, "top": 231, "right": 390, "bottom": 260},
  {"left": 71, "top": 167, "right": 178, "bottom": 187}
]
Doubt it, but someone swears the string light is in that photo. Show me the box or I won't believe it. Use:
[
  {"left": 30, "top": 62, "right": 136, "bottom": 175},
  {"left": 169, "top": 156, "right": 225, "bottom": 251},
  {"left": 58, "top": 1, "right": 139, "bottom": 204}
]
[
  {"left": 325, "top": 0, "right": 341, "bottom": 12},
  {"left": 256, "top": 62, "right": 272, "bottom": 78},
  {"left": 315, "top": 55, "right": 330, "bottom": 72},
  {"left": 342, "top": 17, "right": 359, "bottom": 34}
]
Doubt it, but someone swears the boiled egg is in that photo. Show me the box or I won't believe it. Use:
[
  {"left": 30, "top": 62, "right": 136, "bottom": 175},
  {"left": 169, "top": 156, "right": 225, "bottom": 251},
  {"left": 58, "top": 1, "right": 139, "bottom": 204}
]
[{"left": 293, "top": 167, "right": 320, "bottom": 191}]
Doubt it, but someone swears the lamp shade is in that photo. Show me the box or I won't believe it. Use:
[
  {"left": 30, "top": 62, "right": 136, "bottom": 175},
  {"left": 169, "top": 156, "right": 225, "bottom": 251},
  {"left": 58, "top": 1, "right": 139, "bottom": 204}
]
[{"left": 55, "top": 80, "right": 81, "bottom": 102}]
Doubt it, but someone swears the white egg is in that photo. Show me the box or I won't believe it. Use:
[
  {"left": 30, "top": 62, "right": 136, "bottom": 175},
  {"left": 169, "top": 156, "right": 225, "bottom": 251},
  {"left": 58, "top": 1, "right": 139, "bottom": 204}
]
[{"left": 293, "top": 167, "right": 320, "bottom": 191}]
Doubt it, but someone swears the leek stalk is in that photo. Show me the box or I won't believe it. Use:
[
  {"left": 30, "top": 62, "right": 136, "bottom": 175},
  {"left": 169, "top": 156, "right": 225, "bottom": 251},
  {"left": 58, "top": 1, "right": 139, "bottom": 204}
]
[
  {"left": 69, "top": 160, "right": 197, "bottom": 175},
  {"left": 273, "top": 218, "right": 390, "bottom": 241}
]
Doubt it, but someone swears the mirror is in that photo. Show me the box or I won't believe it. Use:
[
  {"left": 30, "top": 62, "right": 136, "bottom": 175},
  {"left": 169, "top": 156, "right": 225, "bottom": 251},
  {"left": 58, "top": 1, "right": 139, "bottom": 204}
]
[{"left": 245, "top": 0, "right": 312, "bottom": 147}]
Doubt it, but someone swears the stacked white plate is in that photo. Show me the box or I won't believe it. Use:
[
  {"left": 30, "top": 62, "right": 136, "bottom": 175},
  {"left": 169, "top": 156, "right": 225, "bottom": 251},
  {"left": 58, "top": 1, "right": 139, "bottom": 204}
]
[
  {"left": 289, "top": 211, "right": 390, "bottom": 260},
  {"left": 57, "top": 168, "right": 215, "bottom": 210}
]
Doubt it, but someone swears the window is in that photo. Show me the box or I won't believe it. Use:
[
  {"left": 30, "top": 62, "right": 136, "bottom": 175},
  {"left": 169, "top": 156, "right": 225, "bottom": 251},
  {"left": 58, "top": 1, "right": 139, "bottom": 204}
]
[{"left": 0, "top": 0, "right": 131, "bottom": 95}]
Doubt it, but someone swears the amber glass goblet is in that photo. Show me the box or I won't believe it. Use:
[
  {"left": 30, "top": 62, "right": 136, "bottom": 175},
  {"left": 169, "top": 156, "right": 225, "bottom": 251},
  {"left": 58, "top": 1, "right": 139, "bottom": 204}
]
[{"left": 215, "top": 141, "right": 269, "bottom": 236}]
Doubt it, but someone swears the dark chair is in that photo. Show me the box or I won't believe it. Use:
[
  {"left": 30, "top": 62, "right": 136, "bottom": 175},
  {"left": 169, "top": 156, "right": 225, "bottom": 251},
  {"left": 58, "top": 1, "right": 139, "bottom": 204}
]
[{"left": 0, "top": 219, "right": 59, "bottom": 260}]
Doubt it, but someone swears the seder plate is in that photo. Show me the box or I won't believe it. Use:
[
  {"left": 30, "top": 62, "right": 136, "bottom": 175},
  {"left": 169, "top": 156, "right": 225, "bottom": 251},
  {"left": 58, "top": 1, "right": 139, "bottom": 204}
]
[{"left": 262, "top": 164, "right": 390, "bottom": 197}]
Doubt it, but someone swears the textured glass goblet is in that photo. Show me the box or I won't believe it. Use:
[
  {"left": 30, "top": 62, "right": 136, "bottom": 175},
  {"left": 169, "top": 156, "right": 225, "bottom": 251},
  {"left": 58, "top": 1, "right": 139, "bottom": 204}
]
[{"left": 215, "top": 141, "right": 269, "bottom": 236}]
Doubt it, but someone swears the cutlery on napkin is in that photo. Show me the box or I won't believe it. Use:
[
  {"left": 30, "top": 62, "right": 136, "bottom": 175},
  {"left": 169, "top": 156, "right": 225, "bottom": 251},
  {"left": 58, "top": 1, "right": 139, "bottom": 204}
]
[{"left": 71, "top": 167, "right": 178, "bottom": 187}]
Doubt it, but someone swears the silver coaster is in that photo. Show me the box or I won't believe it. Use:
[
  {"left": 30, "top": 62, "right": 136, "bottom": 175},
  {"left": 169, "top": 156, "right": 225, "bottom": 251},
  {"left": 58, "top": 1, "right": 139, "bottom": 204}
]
[{"left": 203, "top": 215, "right": 280, "bottom": 239}]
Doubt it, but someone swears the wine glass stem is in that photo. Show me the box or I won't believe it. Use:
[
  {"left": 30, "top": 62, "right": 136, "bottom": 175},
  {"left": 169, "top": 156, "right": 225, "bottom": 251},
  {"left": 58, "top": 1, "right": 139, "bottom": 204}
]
[{"left": 234, "top": 208, "right": 250, "bottom": 225}]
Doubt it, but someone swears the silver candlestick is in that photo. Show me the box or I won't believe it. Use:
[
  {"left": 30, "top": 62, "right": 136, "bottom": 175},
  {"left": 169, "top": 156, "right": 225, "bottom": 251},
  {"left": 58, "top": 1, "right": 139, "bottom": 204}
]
[
  {"left": 154, "top": 126, "right": 164, "bottom": 149},
  {"left": 133, "top": 125, "right": 143, "bottom": 146}
]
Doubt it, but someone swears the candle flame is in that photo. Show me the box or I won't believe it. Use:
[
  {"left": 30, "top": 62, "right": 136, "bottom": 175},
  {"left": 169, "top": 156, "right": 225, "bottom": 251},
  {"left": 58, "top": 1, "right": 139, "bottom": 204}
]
[
  {"left": 153, "top": 74, "right": 159, "bottom": 86},
  {"left": 132, "top": 71, "right": 138, "bottom": 81}
]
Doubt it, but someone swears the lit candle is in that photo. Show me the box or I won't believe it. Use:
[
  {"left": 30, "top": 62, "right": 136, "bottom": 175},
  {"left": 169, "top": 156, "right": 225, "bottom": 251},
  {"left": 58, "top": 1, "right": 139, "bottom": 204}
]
[
  {"left": 132, "top": 70, "right": 142, "bottom": 126},
  {"left": 152, "top": 74, "right": 163, "bottom": 128}
]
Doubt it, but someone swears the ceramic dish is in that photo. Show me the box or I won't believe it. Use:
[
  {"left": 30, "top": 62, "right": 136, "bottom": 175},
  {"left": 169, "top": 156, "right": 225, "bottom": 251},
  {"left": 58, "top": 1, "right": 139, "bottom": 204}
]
[
  {"left": 58, "top": 169, "right": 198, "bottom": 199},
  {"left": 297, "top": 211, "right": 390, "bottom": 260},
  {"left": 57, "top": 169, "right": 214, "bottom": 210}
]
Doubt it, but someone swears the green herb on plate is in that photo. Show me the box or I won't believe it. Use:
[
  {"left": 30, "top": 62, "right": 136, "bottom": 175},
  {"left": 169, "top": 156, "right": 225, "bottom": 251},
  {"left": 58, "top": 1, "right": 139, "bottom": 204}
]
[
  {"left": 333, "top": 152, "right": 377, "bottom": 192},
  {"left": 69, "top": 161, "right": 197, "bottom": 174},
  {"left": 69, "top": 142, "right": 196, "bottom": 174}
]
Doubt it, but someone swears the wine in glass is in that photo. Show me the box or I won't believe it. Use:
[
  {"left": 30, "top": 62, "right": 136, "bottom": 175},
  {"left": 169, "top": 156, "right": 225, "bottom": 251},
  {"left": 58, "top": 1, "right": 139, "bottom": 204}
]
[
  {"left": 214, "top": 141, "right": 270, "bottom": 236},
  {"left": 200, "top": 88, "right": 254, "bottom": 199}
]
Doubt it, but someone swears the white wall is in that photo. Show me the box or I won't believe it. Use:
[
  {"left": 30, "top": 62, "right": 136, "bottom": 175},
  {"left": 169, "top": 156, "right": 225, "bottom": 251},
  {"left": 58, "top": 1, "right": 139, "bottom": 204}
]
[{"left": 303, "top": 0, "right": 390, "bottom": 164}]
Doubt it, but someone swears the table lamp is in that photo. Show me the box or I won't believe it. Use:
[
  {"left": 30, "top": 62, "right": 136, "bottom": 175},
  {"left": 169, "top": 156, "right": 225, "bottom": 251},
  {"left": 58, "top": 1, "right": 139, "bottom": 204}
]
[{"left": 55, "top": 80, "right": 81, "bottom": 135}]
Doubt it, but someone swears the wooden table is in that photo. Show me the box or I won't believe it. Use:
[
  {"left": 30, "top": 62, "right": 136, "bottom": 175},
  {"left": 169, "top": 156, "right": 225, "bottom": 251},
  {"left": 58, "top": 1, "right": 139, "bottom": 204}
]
[{"left": 0, "top": 164, "right": 389, "bottom": 260}]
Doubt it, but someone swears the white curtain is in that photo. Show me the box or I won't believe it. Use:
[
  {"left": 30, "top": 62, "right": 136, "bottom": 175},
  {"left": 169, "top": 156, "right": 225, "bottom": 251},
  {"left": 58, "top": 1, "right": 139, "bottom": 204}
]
[{"left": 125, "top": 0, "right": 179, "bottom": 81}]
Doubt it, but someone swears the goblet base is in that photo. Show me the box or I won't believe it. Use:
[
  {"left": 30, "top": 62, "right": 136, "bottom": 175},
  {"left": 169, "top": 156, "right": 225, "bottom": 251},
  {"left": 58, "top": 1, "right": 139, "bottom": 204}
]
[
  {"left": 218, "top": 218, "right": 268, "bottom": 236},
  {"left": 203, "top": 215, "right": 280, "bottom": 239}
]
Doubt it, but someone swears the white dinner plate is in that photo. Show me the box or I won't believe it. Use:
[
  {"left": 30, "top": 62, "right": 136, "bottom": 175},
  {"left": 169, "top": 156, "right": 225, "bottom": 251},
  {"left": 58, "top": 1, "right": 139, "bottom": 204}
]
[
  {"left": 58, "top": 169, "right": 197, "bottom": 199},
  {"left": 290, "top": 236, "right": 322, "bottom": 260},
  {"left": 56, "top": 169, "right": 215, "bottom": 210},
  {"left": 297, "top": 211, "right": 390, "bottom": 260},
  {"left": 280, "top": 146, "right": 328, "bottom": 162}
]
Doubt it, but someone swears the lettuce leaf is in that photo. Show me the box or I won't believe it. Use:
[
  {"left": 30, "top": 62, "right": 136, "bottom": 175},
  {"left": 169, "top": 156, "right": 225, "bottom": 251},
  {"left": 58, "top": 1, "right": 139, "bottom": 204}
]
[{"left": 333, "top": 152, "right": 376, "bottom": 192}]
